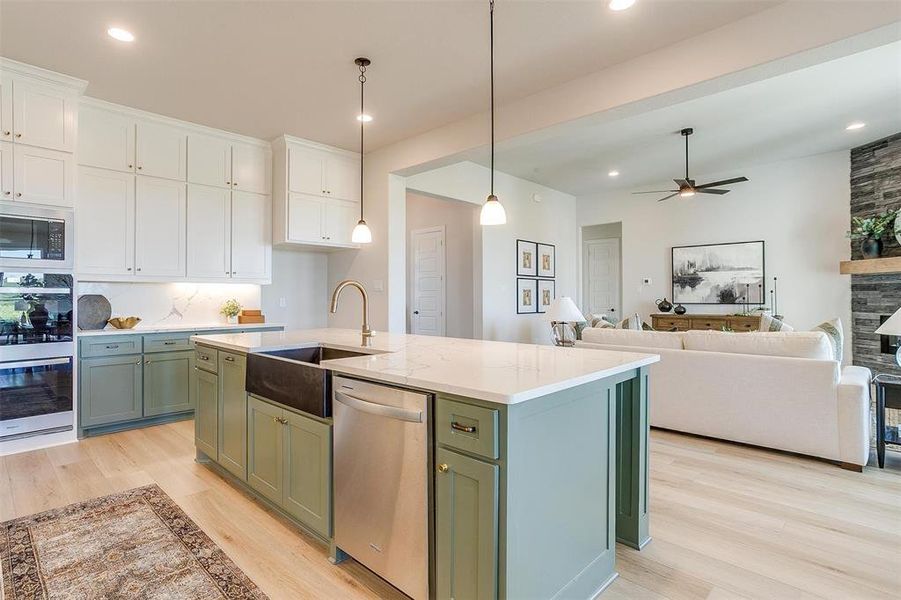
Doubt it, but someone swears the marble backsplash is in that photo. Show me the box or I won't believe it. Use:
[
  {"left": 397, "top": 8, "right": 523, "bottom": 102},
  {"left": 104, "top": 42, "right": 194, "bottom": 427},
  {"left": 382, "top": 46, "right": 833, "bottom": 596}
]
[{"left": 76, "top": 281, "right": 262, "bottom": 328}]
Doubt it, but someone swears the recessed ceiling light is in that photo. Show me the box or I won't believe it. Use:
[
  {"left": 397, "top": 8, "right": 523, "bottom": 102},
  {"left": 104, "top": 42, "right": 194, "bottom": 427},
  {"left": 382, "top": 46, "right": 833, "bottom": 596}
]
[
  {"left": 608, "top": 170, "right": 620, "bottom": 177},
  {"left": 357, "top": 114, "right": 373, "bottom": 122},
  {"left": 107, "top": 27, "right": 135, "bottom": 42},
  {"left": 608, "top": 0, "right": 636, "bottom": 11},
  {"left": 845, "top": 122, "right": 866, "bottom": 131}
]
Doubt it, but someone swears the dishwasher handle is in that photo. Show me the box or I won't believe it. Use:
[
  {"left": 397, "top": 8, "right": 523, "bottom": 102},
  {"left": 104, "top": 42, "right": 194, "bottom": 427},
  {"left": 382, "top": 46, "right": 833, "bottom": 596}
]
[{"left": 334, "top": 390, "right": 423, "bottom": 423}]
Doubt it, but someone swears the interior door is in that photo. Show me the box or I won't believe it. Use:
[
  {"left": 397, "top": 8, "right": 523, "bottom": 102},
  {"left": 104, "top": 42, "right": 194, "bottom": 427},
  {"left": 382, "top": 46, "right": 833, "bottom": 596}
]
[
  {"left": 12, "top": 80, "right": 76, "bottom": 152},
  {"left": 136, "top": 121, "right": 187, "bottom": 181},
  {"left": 13, "top": 144, "right": 73, "bottom": 207},
  {"left": 78, "top": 105, "right": 135, "bottom": 172},
  {"left": 186, "top": 183, "right": 231, "bottom": 279},
  {"left": 584, "top": 238, "right": 621, "bottom": 322},
  {"left": 288, "top": 147, "right": 324, "bottom": 195},
  {"left": 231, "top": 191, "right": 270, "bottom": 280},
  {"left": 288, "top": 192, "right": 324, "bottom": 242},
  {"left": 410, "top": 226, "right": 446, "bottom": 336},
  {"left": 76, "top": 166, "right": 135, "bottom": 275},
  {"left": 187, "top": 133, "right": 231, "bottom": 188},
  {"left": 231, "top": 142, "right": 270, "bottom": 194},
  {"left": 135, "top": 176, "right": 186, "bottom": 277}
]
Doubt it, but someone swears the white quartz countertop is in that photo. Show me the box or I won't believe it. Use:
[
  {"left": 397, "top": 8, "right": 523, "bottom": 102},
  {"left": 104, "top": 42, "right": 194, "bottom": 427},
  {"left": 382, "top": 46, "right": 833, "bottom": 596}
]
[
  {"left": 191, "top": 328, "right": 659, "bottom": 405},
  {"left": 77, "top": 323, "right": 284, "bottom": 337}
]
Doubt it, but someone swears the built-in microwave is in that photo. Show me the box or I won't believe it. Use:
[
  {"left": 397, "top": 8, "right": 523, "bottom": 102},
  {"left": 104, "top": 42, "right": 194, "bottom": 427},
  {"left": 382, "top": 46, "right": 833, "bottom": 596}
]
[{"left": 0, "top": 204, "right": 73, "bottom": 270}]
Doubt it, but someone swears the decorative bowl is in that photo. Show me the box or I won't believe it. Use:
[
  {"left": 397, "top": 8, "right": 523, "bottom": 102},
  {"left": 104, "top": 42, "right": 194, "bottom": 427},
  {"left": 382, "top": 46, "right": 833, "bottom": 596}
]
[{"left": 108, "top": 316, "right": 142, "bottom": 329}]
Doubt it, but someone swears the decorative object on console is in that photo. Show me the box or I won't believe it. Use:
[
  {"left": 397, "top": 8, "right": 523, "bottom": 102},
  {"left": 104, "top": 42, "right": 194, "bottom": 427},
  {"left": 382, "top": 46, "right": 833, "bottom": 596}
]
[
  {"left": 479, "top": 0, "right": 507, "bottom": 226},
  {"left": 674, "top": 303, "right": 687, "bottom": 315},
  {"left": 760, "top": 313, "right": 793, "bottom": 332},
  {"left": 537, "top": 243, "right": 555, "bottom": 278},
  {"left": 516, "top": 239, "right": 537, "bottom": 276},
  {"left": 546, "top": 296, "right": 584, "bottom": 346},
  {"left": 77, "top": 294, "right": 112, "bottom": 330},
  {"left": 238, "top": 309, "right": 266, "bottom": 324},
  {"left": 672, "top": 240, "right": 765, "bottom": 305},
  {"left": 516, "top": 278, "right": 537, "bottom": 314},
  {"left": 813, "top": 317, "right": 844, "bottom": 362},
  {"left": 537, "top": 279, "right": 555, "bottom": 313},
  {"left": 847, "top": 210, "right": 899, "bottom": 259},
  {"left": 875, "top": 307, "right": 901, "bottom": 367},
  {"left": 107, "top": 316, "right": 141, "bottom": 329},
  {"left": 655, "top": 297, "right": 673, "bottom": 312},
  {"left": 351, "top": 57, "right": 373, "bottom": 244},
  {"left": 220, "top": 298, "right": 242, "bottom": 324}
]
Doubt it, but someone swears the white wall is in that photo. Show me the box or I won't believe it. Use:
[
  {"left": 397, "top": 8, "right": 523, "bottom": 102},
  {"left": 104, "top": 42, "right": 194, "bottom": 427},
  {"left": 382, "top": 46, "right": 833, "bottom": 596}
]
[
  {"left": 576, "top": 151, "right": 853, "bottom": 362},
  {"left": 406, "top": 193, "right": 479, "bottom": 339},
  {"left": 407, "top": 162, "right": 577, "bottom": 344},
  {"left": 260, "top": 249, "right": 328, "bottom": 329}
]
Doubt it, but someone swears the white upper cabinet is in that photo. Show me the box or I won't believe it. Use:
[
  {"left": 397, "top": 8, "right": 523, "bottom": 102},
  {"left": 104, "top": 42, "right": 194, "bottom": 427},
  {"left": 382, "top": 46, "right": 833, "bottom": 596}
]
[
  {"left": 231, "top": 191, "right": 271, "bottom": 280},
  {"left": 135, "top": 176, "right": 187, "bottom": 277},
  {"left": 0, "top": 142, "right": 11, "bottom": 200},
  {"left": 78, "top": 105, "right": 135, "bottom": 172},
  {"left": 325, "top": 154, "right": 359, "bottom": 202},
  {"left": 136, "top": 121, "right": 187, "bottom": 181},
  {"left": 77, "top": 167, "right": 135, "bottom": 275},
  {"left": 187, "top": 133, "right": 231, "bottom": 188},
  {"left": 325, "top": 202, "right": 356, "bottom": 245},
  {"left": 288, "top": 147, "right": 324, "bottom": 195},
  {"left": 0, "top": 78, "right": 12, "bottom": 143},
  {"left": 12, "top": 80, "right": 77, "bottom": 152},
  {"left": 13, "top": 144, "right": 73, "bottom": 207},
  {"left": 232, "top": 142, "right": 270, "bottom": 195},
  {"left": 187, "top": 184, "right": 232, "bottom": 279},
  {"left": 287, "top": 193, "right": 324, "bottom": 243}
]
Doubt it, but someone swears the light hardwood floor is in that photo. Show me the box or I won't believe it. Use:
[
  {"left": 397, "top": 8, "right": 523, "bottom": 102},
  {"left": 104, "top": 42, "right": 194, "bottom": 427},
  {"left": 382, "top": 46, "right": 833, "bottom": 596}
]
[{"left": 1, "top": 422, "right": 899, "bottom": 599}]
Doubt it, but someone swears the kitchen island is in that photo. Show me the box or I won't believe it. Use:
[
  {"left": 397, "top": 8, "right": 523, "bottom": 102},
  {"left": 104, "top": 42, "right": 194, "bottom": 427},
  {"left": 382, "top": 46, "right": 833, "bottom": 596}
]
[{"left": 190, "top": 328, "right": 658, "bottom": 600}]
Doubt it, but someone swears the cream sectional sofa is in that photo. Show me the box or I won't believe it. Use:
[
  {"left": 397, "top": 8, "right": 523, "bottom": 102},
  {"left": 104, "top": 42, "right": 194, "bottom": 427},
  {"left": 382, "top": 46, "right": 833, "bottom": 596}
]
[{"left": 577, "top": 328, "right": 871, "bottom": 469}]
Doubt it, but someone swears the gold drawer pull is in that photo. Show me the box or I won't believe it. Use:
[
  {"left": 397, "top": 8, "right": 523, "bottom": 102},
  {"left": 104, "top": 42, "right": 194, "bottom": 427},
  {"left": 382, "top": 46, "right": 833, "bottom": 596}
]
[
  {"left": 224, "top": 356, "right": 235, "bottom": 362},
  {"left": 451, "top": 422, "right": 477, "bottom": 434},
  {"left": 437, "top": 463, "right": 449, "bottom": 473},
  {"left": 199, "top": 355, "right": 209, "bottom": 361}
]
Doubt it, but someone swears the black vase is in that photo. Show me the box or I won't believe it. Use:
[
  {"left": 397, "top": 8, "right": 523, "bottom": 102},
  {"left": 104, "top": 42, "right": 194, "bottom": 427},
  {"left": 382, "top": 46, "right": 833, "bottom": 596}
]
[
  {"left": 655, "top": 298, "right": 673, "bottom": 313},
  {"left": 674, "top": 304, "right": 687, "bottom": 315},
  {"left": 860, "top": 237, "right": 882, "bottom": 259}
]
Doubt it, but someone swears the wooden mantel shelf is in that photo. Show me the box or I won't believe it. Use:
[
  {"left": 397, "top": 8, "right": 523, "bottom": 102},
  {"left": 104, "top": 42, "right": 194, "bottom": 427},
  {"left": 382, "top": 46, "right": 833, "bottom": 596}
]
[{"left": 839, "top": 256, "right": 901, "bottom": 275}]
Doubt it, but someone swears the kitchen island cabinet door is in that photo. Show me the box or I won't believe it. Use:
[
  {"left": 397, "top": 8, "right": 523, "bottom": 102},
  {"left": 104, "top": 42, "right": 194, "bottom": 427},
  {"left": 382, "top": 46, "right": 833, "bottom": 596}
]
[
  {"left": 435, "top": 447, "right": 499, "bottom": 600},
  {"left": 143, "top": 350, "right": 194, "bottom": 417},
  {"left": 194, "top": 367, "right": 219, "bottom": 460},
  {"left": 80, "top": 355, "right": 143, "bottom": 427},
  {"left": 283, "top": 410, "right": 331, "bottom": 538},
  {"left": 247, "top": 396, "right": 284, "bottom": 504},
  {"left": 218, "top": 351, "right": 248, "bottom": 480}
]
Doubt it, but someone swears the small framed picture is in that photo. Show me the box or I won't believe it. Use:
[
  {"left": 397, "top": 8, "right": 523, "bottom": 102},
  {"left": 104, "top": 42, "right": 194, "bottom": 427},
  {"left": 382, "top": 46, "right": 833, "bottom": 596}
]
[
  {"left": 537, "top": 279, "right": 555, "bottom": 313},
  {"left": 537, "top": 243, "right": 555, "bottom": 278},
  {"left": 517, "top": 278, "right": 538, "bottom": 314},
  {"left": 517, "top": 239, "right": 538, "bottom": 277}
]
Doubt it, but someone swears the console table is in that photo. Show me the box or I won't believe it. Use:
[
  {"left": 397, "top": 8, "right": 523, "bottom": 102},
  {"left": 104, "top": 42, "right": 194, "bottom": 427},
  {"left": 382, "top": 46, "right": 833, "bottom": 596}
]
[{"left": 651, "top": 313, "right": 762, "bottom": 332}]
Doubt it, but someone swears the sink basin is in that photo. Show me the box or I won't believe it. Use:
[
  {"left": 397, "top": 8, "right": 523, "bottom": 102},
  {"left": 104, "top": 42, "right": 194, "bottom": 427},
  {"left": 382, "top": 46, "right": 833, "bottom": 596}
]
[{"left": 246, "top": 346, "right": 371, "bottom": 418}]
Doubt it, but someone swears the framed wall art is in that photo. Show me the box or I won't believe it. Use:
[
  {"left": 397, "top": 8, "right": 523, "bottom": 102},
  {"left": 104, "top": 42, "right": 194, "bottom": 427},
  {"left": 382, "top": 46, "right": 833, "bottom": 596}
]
[
  {"left": 516, "top": 239, "right": 538, "bottom": 277},
  {"left": 537, "top": 243, "right": 555, "bottom": 278},
  {"left": 537, "top": 279, "right": 555, "bottom": 313},
  {"left": 672, "top": 240, "right": 765, "bottom": 305},
  {"left": 516, "top": 278, "right": 538, "bottom": 314}
]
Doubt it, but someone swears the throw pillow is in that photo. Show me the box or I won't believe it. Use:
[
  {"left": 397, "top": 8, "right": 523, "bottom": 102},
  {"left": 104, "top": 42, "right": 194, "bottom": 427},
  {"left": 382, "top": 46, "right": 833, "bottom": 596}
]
[
  {"left": 759, "top": 313, "right": 794, "bottom": 332},
  {"left": 616, "top": 313, "right": 653, "bottom": 331},
  {"left": 812, "top": 318, "right": 843, "bottom": 362},
  {"left": 588, "top": 313, "right": 615, "bottom": 328},
  {"left": 573, "top": 321, "right": 588, "bottom": 340}
]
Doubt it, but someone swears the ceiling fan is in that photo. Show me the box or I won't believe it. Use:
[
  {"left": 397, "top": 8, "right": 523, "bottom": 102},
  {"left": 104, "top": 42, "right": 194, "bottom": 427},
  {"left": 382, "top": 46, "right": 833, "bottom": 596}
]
[{"left": 633, "top": 128, "right": 748, "bottom": 202}]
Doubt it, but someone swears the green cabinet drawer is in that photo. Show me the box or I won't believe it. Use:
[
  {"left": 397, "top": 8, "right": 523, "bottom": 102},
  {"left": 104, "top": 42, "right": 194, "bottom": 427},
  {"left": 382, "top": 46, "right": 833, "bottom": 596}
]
[
  {"left": 437, "top": 398, "right": 499, "bottom": 460},
  {"left": 80, "top": 355, "right": 143, "bottom": 427},
  {"left": 144, "top": 334, "right": 193, "bottom": 353},
  {"left": 143, "top": 350, "right": 195, "bottom": 417},
  {"left": 79, "top": 336, "right": 142, "bottom": 358},
  {"left": 194, "top": 345, "right": 218, "bottom": 373}
]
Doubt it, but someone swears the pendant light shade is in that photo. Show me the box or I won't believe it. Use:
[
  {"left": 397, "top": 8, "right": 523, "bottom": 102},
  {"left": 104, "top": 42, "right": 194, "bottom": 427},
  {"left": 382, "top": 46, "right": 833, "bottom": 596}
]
[
  {"left": 481, "top": 0, "right": 506, "bottom": 226},
  {"left": 354, "top": 57, "right": 373, "bottom": 244}
]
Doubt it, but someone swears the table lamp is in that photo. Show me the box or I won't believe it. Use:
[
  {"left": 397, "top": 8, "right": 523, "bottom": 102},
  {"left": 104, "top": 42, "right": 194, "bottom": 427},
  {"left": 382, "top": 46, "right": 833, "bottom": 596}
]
[
  {"left": 547, "top": 297, "right": 585, "bottom": 347},
  {"left": 875, "top": 306, "right": 901, "bottom": 367}
]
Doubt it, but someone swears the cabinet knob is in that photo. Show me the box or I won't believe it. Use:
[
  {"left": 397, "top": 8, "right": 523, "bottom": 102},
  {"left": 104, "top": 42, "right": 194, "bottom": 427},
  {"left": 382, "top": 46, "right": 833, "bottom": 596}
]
[
  {"left": 437, "top": 463, "right": 449, "bottom": 474},
  {"left": 137, "top": 166, "right": 143, "bottom": 170},
  {"left": 128, "top": 164, "right": 133, "bottom": 169},
  {"left": 231, "top": 271, "right": 236, "bottom": 275},
  {"left": 127, "top": 267, "right": 132, "bottom": 271},
  {"left": 135, "top": 360, "right": 141, "bottom": 365},
  {"left": 145, "top": 359, "right": 151, "bottom": 364},
  {"left": 136, "top": 268, "right": 142, "bottom": 272},
  {"left": 15, "top": 192, "right": 21, "bottom": 197},
  {"left": 15, "top": 133, "right": 22, "bottom": 138},
  {"left": 2, "top": 131, "right": 9, "bottom": 136},
  {"left": 226, "top": 181, "right": 231, "bottom": 185},
  {"left": 3, "top": 191, "right": 9, "bottom": 196},
  {"left": 233, "top": 182, "right": 238, "bottom": 187}
]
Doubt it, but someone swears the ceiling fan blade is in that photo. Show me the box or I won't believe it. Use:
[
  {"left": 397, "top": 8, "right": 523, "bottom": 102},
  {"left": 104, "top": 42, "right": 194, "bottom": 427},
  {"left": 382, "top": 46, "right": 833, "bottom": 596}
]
[
  {"left": 673, "top": 179, "right": 689, "bottom": 188},
  {"left": 632, "top": 190, "right": 679, "bottom": 194},
  {"left": 695, "top": 188, "right": 730, "bottom": 195},
  {"left": 695, "top": 177, "right": 748, "bottom": 189},
  {"left": 657, "top": 193, "right": 680, "bottom": 202}
]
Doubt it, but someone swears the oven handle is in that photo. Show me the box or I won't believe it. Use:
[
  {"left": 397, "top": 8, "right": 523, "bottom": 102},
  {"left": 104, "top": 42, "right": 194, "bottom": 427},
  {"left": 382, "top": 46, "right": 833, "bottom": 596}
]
[{"left": 1, "top": 357, "right": 71, "bottom": 370}]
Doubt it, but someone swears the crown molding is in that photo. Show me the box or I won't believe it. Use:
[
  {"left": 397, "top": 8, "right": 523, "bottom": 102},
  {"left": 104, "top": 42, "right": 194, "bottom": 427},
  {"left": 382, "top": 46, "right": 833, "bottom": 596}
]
[
  {"left": 0, "top": 57, "right": 88, "bottom": 94},
  {"left": 274, "top": 134, "right": 359, "bottom": 159}
]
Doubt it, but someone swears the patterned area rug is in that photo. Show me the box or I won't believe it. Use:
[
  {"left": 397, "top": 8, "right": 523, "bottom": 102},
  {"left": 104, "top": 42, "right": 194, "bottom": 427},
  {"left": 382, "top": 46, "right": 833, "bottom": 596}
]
[{"left": 1, "top": 484, "right": 268, "bottom": 599}]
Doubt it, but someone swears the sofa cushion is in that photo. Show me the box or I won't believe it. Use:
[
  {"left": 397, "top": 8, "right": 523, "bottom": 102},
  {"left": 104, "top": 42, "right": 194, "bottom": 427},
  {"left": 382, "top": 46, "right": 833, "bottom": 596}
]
[
  {"left": 682, "top": 330, "right": 833, "bottom": 360},
  {"left": 581, "top": 327, "right": 685, "bottom": 349},
  {"left": 812, "top": 317, "right": 844, "bottom": 362}
]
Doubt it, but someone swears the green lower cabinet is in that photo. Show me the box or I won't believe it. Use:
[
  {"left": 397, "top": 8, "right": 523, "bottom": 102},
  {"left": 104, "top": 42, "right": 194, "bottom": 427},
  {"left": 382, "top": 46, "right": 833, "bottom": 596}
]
[
  {"left": 218, "top": 351, "right": 248, "bottom": 480},
  {"left": 80, "top": 355, "right": 143, "bottom": 427},
  {"left": 143, "top": 350, "right": 195, "bottom": 417},
  {"left": 435, "top": 446, "right": 499, "bottom": 600},
  {"left": 247, "top": 396, "right": 284, "bottom": 503},
  {"left": 283, "top": 409, "right": 331, "bottom": 538},
  {"left": 194, "top": 368, "right": 219, "bottom": 459}
]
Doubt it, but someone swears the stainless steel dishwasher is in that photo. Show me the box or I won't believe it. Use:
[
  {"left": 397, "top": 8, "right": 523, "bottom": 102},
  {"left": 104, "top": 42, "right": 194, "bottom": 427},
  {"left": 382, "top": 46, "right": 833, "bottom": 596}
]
[{"left": 332, "top": 376, "right": 430, "bottom": 600}]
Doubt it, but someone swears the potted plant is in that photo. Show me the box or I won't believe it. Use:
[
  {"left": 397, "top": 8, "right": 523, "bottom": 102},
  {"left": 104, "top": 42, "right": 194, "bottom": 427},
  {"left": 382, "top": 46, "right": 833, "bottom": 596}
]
[
  {"left": 848, "top": 210, "right": 899, "bottom": 259},
  {"left": 220, "top": 298, "right": 242, "bottom": 324}
]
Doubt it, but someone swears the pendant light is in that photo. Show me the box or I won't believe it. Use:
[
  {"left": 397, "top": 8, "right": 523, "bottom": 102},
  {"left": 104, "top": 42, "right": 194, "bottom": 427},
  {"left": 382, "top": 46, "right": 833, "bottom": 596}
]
[
  {"left": 480, "top": 0, "right": 507, "bottom": 225},
  {"left": 351, "top": 57, "right": 373, "bottom": 244}
]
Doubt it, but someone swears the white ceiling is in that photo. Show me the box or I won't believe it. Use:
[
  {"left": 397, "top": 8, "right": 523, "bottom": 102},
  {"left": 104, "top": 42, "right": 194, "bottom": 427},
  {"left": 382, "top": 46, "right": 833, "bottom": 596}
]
[
  {"left": 0, "top": 0, "right": 778, "bottom": 151},
  {"left": 476, "top": 40, "right": 901, "bottom": 196}
]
